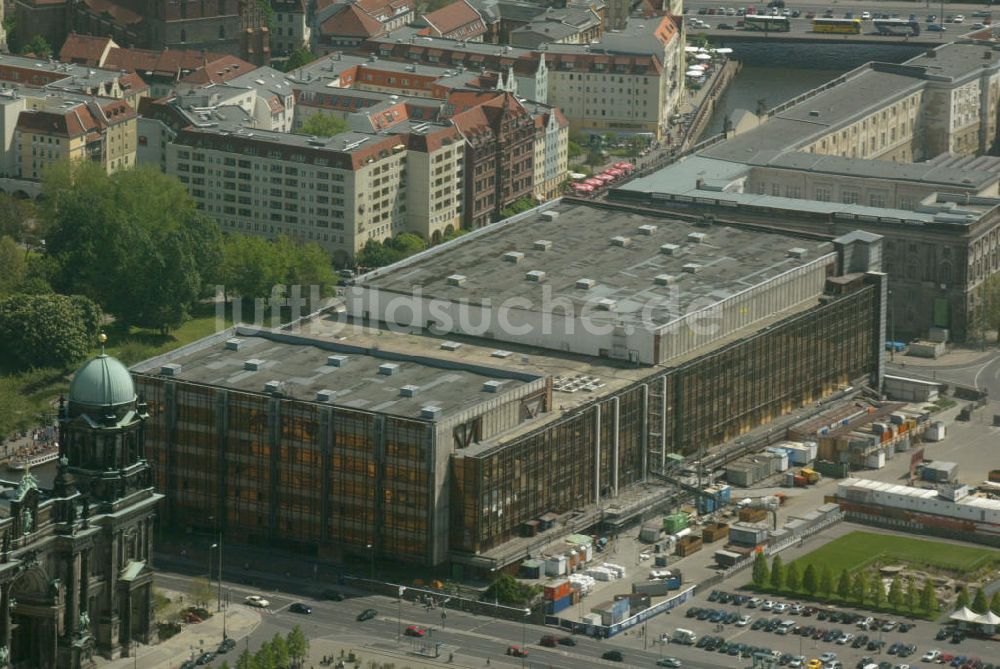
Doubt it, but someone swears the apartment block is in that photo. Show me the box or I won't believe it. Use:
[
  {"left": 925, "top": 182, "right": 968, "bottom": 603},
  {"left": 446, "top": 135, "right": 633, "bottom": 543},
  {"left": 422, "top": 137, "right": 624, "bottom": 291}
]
[
  {"left": 272, "top": 0, "right": 312, "bottom": 56},
  {"left": 531, "top": 103, "right": 569, "bottom": 201}
]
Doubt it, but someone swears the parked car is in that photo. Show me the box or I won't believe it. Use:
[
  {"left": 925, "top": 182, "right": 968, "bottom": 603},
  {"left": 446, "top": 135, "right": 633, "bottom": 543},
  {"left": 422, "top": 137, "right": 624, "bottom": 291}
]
[
  {"left": 923, "top": 650, "right": 941, "bottom": 662},
  {"left": 405, "top": 625, "right": 426, "bottom": 637},
  {"left": 737, "top": 615, "right": 752, "bottom": 627},
  {"left": 602, "top": 650, "right": 624, "bottom": 662},
  {"left": 558, "top": 636, "right": 576, "bottom": 646},
  {"left": 217, "top": 638, "right": 237, "bottom": 654},
  {"left": 357, "top": 608, "right": 378, "bottom": 622},
  {"left": 322, "top": 589, "right": 345, "bottom": 601},
  {"left": 196, "top": 653, "right": 216, "bottom": 666},
  {"left": 820, "top": 652, "right": 838, "bottom": 663},
  {"left": 928, "top": 23, "right": 946, "bottom": 31}
]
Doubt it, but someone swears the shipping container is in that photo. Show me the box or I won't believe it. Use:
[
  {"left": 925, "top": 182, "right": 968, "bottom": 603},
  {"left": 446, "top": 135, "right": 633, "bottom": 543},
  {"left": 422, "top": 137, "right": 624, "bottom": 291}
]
[
  {"left": 543, "top": 579, "right": 571, "bottom": 601},
  {"left": 639, "top": 522, "right": 662, "bottom": 543},
  {"left": 663, "top": 512, "right": 689, "bottom": 534},
  {"left": 729, "top": 522, "right": 769, "bottom": 547},
  {"left": 654, "top": 555, "right": 669, "bottom": 567},
  {"left": 865, "top": 451, "right": 885, "bottom": 469},
  {"left": 520, "top": 559, "right": 544, "bottom": 579},
  {"left": 714, "top": 549, "right": 743, "bottom": 568},
  {"left": 548, "top": 594, "right": 572, "bottom": 614},
  {"left": 545, "top": 555, "right": 568, "bottom": 577},
  {"left": 738, "top": 507, "right": 767, "bottom": 523},
  {"left": 702, "top": 522, "right": 729, "bottom": 543},
  {"left": 633, "top": 580, "right": 672, "bottom": 596},
  {"left": 521, "top": 520, "right": 540, "bottom": 537},
  {"left": 676, "top": 535, "right": 703, "bottom": 557}
]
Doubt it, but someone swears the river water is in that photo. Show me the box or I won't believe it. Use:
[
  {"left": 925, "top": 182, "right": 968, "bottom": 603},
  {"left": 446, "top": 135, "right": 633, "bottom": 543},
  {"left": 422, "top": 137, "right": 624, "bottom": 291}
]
[{"left": 704, "top": 65, "right": 844, "bottom": 137}]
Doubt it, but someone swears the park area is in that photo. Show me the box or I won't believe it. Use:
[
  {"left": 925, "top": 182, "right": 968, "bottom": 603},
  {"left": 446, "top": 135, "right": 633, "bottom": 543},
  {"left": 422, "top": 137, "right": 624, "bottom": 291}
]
[{"left": 746, "top": 531, "right": 1000, "bottom": 619}]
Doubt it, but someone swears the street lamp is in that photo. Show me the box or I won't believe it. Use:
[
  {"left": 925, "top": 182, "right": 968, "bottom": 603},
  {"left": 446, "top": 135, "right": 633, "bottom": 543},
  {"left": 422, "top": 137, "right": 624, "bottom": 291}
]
[
  {"left": 521, "top": 607, "right": 530, "bottom": 669},
  {"left": 215, "top": 532, "right": 223, "bottom": 612},
  {"left": 208, "top": 543, "right": 216, "bottom": 607},
  {"left": 397, "top": 586, "right": 405, "bottom": 644},
  {"left": 366, "top": 543, "right": 375, "bottom": 594}
]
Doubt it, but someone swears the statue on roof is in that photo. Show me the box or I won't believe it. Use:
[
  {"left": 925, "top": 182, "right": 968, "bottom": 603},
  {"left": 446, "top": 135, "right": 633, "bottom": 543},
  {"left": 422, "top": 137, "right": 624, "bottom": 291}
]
[{"left": 13, "top": 465, "right": 38, "bottom": 502}]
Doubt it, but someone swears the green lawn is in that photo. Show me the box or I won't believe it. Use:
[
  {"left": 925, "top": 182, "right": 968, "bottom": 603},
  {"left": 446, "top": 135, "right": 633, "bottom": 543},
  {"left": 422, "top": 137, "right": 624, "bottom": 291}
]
[
  {"left": 796, "top": 531, "right": 999, "bottom": 576},
  {"left": 0, "top": 302, "right": 230, "bottom": 438}
]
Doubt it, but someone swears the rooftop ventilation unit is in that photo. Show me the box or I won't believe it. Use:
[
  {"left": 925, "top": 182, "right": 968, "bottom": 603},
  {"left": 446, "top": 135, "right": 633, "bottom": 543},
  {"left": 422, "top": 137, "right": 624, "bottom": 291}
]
[
  {"left": 160, "top": 363, "right": 182, "bottom": 376},
  {"left": 688, "top": 232, "right": 706, "bottom": 243},
  {"left": 400, "top": 384, "right": 420, "bottom": 397},
  {"left": 316, "top": 389, "right": 334, "bottom": 402},
  {"left": 654, "top": 274, "right": 676, "bottom": 286},
  {"left": 441, "top": 341, "right": 461, "bottom": 351},
  {"left": 596, "top": 298, "right": 616, "bottom": 311},
  {"left": 379, "top": 363, "right": 400, "bottom": 375},
  {"left": 787, "top": 247, "right": 807, "bottom": 259},
  {"left": 576, "top": 278, "right": 596, "bottom": 290},
  {"left": 525, "top": 270, "right": 546, "bottom": 282},
  {"left": 541, "top": 210, "right": 560, "bottom": 222},
  {"left": 482, "top": 380, "right": 506, "bottom": 393},
  {"left": 244, "top": 359, "right": 265, "bottom": 371},
  {"left": 638, "top": 224, "right": 658, "bottom": 236},
  {"left": 447, "top": 274, "right": 467, "bottom": 286},
  {"left": 225, "top": 338, "right": 244, "bottom": 351},
  {"left": 533, "top": 239, "right": 552, "bottom": 251},
  {"left": 491, "top": 349, "right": 512, "bottom": 358},
  {"left": 504, "top": 251, "right": 525, "bottom": 263},
  {"left": 421, "top": 405, "right": 443, "bottom": 419},
  {"left": 682, "top": 263, "right": 701, "bottom": 274},
  {"left": 327, "top": 355, "right": 348, "bottom": 367},
  {"left": 660, "top": 243, "right": 680, "bottom": 255},
  {"left": 610, "top": 236, "right": 630, "bottom": 247},
  {"left": 264, "top": 380, "right": 282, "bottom": 394}
]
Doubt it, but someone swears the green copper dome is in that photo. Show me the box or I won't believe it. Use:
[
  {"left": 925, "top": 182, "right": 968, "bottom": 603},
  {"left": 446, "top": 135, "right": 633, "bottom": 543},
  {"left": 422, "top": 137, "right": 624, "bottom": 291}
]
[{"left": 68, "top": 354, "right": 136, "bottom": 408}]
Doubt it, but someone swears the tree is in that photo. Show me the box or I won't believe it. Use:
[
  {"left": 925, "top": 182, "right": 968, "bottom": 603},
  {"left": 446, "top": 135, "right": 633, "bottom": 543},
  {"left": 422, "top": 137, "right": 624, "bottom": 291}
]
[
  {"left": 888, "top": 575, "right": 903, "bottom": 610},
  {"left": 991, "top": 590, "right": 1000, "bottom": 615},
  {"left": 297, "top": 112, "right": 348, "bottom": 138},
  {"left": 484, "top": 573, "right": 540, "bottom": 605},
  {"left": 286, "top": 625, "right": 309, "bottom": 668},
  {"left": 0, "top": 293, "right": 101, "bottom": 370},
  {"left": 0, "top": 193, "right": 36, "bottom": 242},
  {"left": 851, "top": 571, "right": 867, "bottom": 604},
  {"left": 906, "top": 578, "right": 918, "bottom": 612},
  {"left": 0, "top": 236, "right": 27, "bottom": 295},
  {"left": 752, "top": 551, "right": 770, "bottom": 588},
  {"left": 956, "top": 587, "right": 971, "bottom": 610},
  {"left": 568, "top": 140, "right": 584, "bottom": 159},
  {"left": 42, "top": 162, "right": 222, "bottom": 333},
  {"left": 284, "top": 47, "right": 316, "bottom": 71},
  {"left": 785, "top": 562, "right": 800, "bottom": 592},
  {"left": 499, "top": 196, "right": 537, "bottom": 220},
  {"left": 235, "top": 650, "right": 254, "bottom": 669},
  {"left": 819, "top": 565, "right": 833, "bottom": 598},
  {"left": 21, "top": 34, "right": 52, "bottom": 58},
  {"left": 802, "top": 564, "right": 818, "bottom": 595},
  {"left": 873, "top": 576, "right": 884, "bottom": 608},
  {"left": 188, "top": 577, "right": 213, "bottom": 609},
  {"left": 270, "top": 633, "right": 289, "bottom": 668},
  {"left": 254, "top": 641, "right": 275, "bottom": 669},
  {"left": 972, "top": 273, "right": 1000, "bottom": 344},
  {"left": 971, "top": 587, "right": 989, "bottom": 614},
  {"left": 836, "top": 569, "right": 851, "bottom": 600},
  {"left": 218, "top": 663, "right": 230, "bottom": 669},
  {"left": 354, "top": 234, "right": 429, "bottom": 269},
  {"left": 769, "top": 554, "right": 784, "bottom": 590},
  {"left": 220, "top": 234, "right": 289, "bottom": 302},
  {"left": 921, "top": 579, "right": 939, "bottom": 614}
]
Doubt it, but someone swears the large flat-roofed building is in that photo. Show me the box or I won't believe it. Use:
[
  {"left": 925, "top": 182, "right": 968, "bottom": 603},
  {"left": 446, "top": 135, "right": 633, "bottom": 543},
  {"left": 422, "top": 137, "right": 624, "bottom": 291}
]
[
  {"left": 134, "top": 200, "right": 887, "bottom": 569},
  {"left": 133, "top": 327, "right": 548, "bottom": 565},
  {"left": 613, "top": 40, "right": 1000, "bottom": 341},
  {"left": 350, "top": 202, "right": 839, "bottom": 365}
]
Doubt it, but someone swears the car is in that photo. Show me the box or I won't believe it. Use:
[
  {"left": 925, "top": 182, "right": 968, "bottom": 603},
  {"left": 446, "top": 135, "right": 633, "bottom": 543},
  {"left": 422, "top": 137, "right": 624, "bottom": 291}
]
[
  {"left": 708, "top": 590, "right": 721, "bottom": 601},
  {"left": 861, "top": 11, "right": 871, "bottom": 19},
  {"left": 974, "top": 10, "right": 991, "bottom": 17},
  {"left": 928, "top": 23, "right": 946, "bottom": 31},
  {"left": 196, "top": 653, "right": 216, "bottom": 666},
  {"left": 820, "top": 653, "right": 838, "bottom": 663},
  {"left": 696, "top": 636, "right": 710, "bottom": 648},
  {"left": 941, "top": 655, "right": 955, "bottom": 664},
  {"left": 898, "top": 645, "right": 916, "bottom": 658},
  {"left": 718, "top": 23, "right": 735, "bottom": 29},
  {"left": 936, "top": 629, "right": 950, "bottom": 640},
  {"left": 807, "top": 661, "right": 824, "bottom": 669},
  {"left": 507, "top": 646, "right": 529, "bottom": 658},
  {"left": 217, "top": 638, "right": 237, "bottom": 654},
  {"left": 882, "top": 621, "right": 897, "bottom": 632},
  {"left": 747, "top": 598, "right": 762, "bottom": 608},
  {"left": 698, "top": 609, "right": 712, "bottom": 621},
  {"left": 888, "top": 643, "right": 901, "bottom": 655},
  {"left": 752, "top": 619, "right": 766, "bottom": 630},
  {"left": 790, "top": 9, "right": 800, "bottom": 17},
  {"left": 951, "top": 657, "right": 967, "bottom": 668},
  {"left": 710, "top": 610, "right": 726, "bottom": 623},
  {"left": 685, "top": 607, "right": 700, "bottom": 618},
  {"left": 322, "top": 589, "right": 345, "bottom": 601},
  {"left": 973, "top": 22, "right": 986, "bottom": 28},
  {"left": 726, "top": 7, "right": 736, "bottom": 15},
  {"left": 954, "top": 14, "right": 965, "bottom": 23},
  {"left": 789, "top": 658, "right": 804, "bottom": 669},
  {"left": 737, "top": 615, "right": 752, "bottom": 627},
  {"left": 180, "top": 662, "right": 197, "bottom": 669},
  {"left": 780, "top": 654, "right": 794, "bottom": 665},
  {"left": 857, "top": 617, "right": 874, "bottom": 630},
  {"left": 762, "top": 600, "right": 775, "bottom": 611},
  {"left": 805, "top": 11, "right": 815, "bottom": 19},
  {"left": 602, "top": 650, "right": 624, "bottom": 662},
  {"left": 657, "top": 659, "right": 682, "bottom": 668},
  {"left": 357, "top": 608, "right": 377, "bottom": 622},
  {"left": 950, "top": 632, "right": 965, "bottom": 644},
  {"left": 698, "top": 7, "right": 708, "bottom": 13},
  {"left": 289, "top": 602, "right": 312, "bottom": 614},
  {"left": 927, "top": 15, "right": 937, "bottom": 22},
  {"left": 837, "top": 633, "right": 855, "bottom": 645},
  {"left": 774, "top": 603, "right": 790, "bottom": 613},
  {"left": 244, "top": 595, "right": 270, "bottom": 608},
  {"left": 923, "top": 651, "right": 941, "bottom": 662},
  {"left": 868, "top": 640, "right": 885, "bottom": 651},
  {"left": 405, "top": 625, "right": 426, "bottom": 637},
  {"left": 791, "top": 603, "right": 805, "bottom": 615},
  {"left": 856, "top": 658, "right": 874, "bottom": 669},
  {"left": 558, "top": 636, "right": 576, "bottom": 646}
]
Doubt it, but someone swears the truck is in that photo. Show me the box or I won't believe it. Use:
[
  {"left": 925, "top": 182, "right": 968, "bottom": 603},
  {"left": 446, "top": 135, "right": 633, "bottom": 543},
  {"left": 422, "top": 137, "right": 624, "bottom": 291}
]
[
  {"left": 673, "top": 628, "right": 697, "bottom": 645},
  {"left": 799, "top": 468, "right": 820, "bottom": 484}
]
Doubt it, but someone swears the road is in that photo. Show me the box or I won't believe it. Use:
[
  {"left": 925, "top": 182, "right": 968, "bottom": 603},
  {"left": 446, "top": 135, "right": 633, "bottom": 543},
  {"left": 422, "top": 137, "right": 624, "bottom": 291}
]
[{"left": 886, "top": 350, "right": 1000, "bottom": 396}]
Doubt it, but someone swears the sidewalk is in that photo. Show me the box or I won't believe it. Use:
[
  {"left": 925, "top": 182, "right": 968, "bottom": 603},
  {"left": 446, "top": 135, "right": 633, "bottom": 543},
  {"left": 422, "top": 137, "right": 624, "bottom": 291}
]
[
  {"left": 888, "top": 345, "right": 997, "bottom": 369},
  {"left": 96, "top": 603, "right": 261, "bottom": 669}
]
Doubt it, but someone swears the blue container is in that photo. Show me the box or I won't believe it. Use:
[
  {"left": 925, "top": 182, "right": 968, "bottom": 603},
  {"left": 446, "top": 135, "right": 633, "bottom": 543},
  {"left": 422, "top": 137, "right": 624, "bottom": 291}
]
[
  {"left": 551, "top": 594, "right": 572, "bottom": 614},
  {"left": 666, "top": 576, "right": 682, "bottom": 590},
  {"left": 698, "top": 496, "right": 716, "bottom": 514},
  {"left": 717, "top": 485, "right": 732, "bottom": 503},
  {"left": 612, "top": 598, "right": 630, "bottom": 617}
]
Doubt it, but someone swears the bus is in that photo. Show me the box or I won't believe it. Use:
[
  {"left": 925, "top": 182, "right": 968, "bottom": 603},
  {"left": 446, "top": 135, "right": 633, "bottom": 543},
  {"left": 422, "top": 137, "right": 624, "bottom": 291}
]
[
  {"left": 812, "top": 17, "right": 863, "bottom": 33},
  {"left": 873, "top": 18, "right": 920, "bottom": 35},
  {"left": 743, "top": 14, "right": 791, "bottom": 31}
]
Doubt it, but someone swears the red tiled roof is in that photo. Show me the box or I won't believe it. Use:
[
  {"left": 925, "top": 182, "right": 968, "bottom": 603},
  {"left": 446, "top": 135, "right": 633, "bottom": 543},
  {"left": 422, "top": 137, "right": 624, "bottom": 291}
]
[
  {"left": 320, "top": 4, "right": 386, "bottom": 38},
  {"left": 422, "top": 0, "right": 485, "bottom": 38},
  {"left": 118, "top": 72, "right": 150, "bottom": 95},
  {"left": 80, "top": 0, "right": 142, "bottom": 25},
  {"left": 444, "top": 89, "right": 500, "bottom": 115},
  {"left": 179, "top": 55, "right": 257, "bottom": 85},
  {"left": 102, "top": 47, "right": 238, "bottom": 80},
  {"left": 59, "top": 33, "right": 116, "bottom": 66}
]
